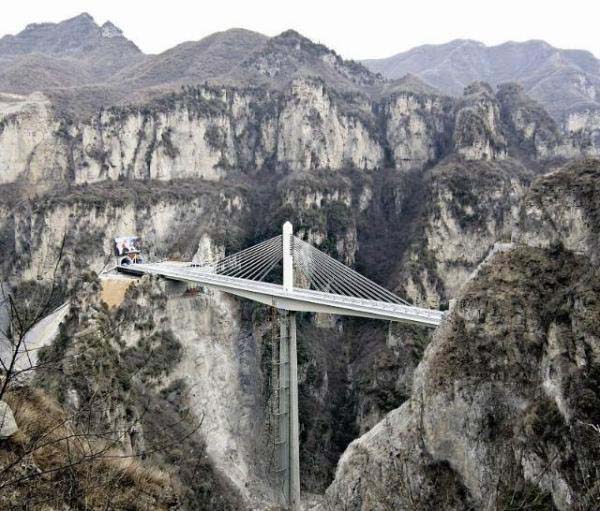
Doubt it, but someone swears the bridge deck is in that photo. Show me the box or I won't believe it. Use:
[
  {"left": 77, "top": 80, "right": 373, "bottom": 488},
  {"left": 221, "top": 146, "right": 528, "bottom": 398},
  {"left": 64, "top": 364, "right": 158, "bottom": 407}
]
[{"left": 119, "top": 262, "right": 444, "bottom": 327}]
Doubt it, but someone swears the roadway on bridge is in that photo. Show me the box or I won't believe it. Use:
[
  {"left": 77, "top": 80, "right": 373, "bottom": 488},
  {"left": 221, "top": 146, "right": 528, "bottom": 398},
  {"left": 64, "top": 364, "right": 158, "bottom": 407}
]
[{"left": 120, "top": 261, "right": 444, "bottom": 327}]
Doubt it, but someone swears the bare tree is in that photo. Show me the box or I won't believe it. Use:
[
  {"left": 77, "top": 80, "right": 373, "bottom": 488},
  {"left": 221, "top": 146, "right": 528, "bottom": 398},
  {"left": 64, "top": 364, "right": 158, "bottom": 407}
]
[
  {"left": 578, "top": 420, "right": 600, "bottom": 436},
  {"left": 0, "top": 238, "right": 66, "bottom": 400},
  {"left": 0, "top": 242, "right": 216, "bottom": 510}
]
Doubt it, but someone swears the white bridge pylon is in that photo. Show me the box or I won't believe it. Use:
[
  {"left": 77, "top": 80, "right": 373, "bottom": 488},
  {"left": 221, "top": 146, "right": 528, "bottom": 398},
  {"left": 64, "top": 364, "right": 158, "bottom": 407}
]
[
  {"left": 118, "top": 222, "right": 445, "bottom": 510},
  {"left": 123, "top": 222, "right": 444, "bottom": 327}
]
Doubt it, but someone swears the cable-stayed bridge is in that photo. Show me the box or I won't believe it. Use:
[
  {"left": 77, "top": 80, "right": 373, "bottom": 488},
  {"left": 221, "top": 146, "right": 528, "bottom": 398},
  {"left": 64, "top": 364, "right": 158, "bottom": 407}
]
[
  {"left": 120, "top": 224, "right": 444, "bottom": 327},
  {"left": 118, "top": 222, "right": 445, "bottom": 510}
]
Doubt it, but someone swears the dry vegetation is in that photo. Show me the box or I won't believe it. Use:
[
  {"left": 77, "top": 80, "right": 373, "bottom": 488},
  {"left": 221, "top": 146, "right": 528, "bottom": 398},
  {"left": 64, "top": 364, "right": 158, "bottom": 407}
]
[{"left": 0, "top": 388, "right": 177, "bottom": 510}]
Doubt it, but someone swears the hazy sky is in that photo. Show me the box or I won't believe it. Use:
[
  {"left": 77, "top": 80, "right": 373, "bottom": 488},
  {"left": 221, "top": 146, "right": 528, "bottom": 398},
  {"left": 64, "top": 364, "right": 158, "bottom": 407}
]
[{"left": 1, "top": 0, "right": 599, "bottom": 59}]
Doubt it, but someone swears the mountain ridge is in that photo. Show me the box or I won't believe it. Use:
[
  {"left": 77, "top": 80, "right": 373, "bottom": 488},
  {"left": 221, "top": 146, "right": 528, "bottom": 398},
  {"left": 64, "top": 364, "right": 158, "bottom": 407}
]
[
  {"left": 363, "top": 39, "right": 600, "bottom": 120},
  {"left": 0, "top": 13, "right": 144, "bottom": 93},
  {"left": 1, "top": 13, "right": 599, "bottom": 125},
  {"left": 0, "top": 12, "right": 141, "bottom": 57}
]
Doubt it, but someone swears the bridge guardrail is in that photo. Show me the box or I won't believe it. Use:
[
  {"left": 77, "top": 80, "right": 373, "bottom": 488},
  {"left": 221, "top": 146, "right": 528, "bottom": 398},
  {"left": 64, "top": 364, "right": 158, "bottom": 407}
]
[{"left": 121, "top": 262, "right": 445, "bottom": 326}]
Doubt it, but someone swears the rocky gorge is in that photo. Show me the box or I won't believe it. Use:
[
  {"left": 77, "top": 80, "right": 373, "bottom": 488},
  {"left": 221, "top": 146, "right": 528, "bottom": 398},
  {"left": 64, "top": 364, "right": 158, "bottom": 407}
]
[{"left": 0, "top": 12, "right": 599, "bottom": 511}]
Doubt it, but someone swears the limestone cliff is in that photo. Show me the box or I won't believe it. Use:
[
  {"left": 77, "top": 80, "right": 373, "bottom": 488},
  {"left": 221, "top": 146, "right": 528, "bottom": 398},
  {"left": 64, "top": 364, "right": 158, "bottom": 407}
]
[
  {"left": 319, "top": 160, "right": 600, "bottom": 510},
  {"left": 391, "top": 158, "right": 531, "bottom": 307},
  {"left": 2, "top": 79, "right": 599, "bottom": 189},
  {"left": 382, "top": 91, "right": 453, "bottom": 170},
  {"left": 0, "top": 81, "right": 384, "bottom": 186},
  {"left": 0, "top": 92, "right": 64, "bottom": 187},
  {"left": 515, "top": 159, "right": 600, "bottom": 263},
  {"left": 1, "top": 180, "right": 246, "bottom": 288},
  {"left": 453, "top": 82, "right": 507, "bottom": 161},
  {"left": 560, "top": 109, "right": 600, "bottom": 158},
  {"left": 496, "top": 82, "right": 563, "bottom": 159},
  {"left": 276, "top": 81, "right": 382, "bottom": 172},
  {"left": 321, "top": 246, "right": 600, "bottom": 511},
  {"left": 36, "top": 275, "right": 255, "bottom": 509}
]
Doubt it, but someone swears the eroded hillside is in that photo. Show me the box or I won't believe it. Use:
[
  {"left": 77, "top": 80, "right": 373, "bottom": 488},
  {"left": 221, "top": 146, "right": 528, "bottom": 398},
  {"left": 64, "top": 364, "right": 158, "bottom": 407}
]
[{"left": 321, "top": 246, "right": 600, "bottom": 511}]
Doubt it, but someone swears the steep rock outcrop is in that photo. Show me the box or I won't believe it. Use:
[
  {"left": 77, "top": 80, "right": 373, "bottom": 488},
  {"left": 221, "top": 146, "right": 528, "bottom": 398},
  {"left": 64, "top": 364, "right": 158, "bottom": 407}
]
[
  {"left": 276, "top": 80, "right": 383, "bottom": 171},
  {"left": 350, "top": 321, "right": 431, "bottom": 435},
  {"left": 161, "top": 282, "right": 273, "bottom": 507},
  {"left": 0, "top": 400, "right": 18, "bottom": 438},
  {"left": 515, "top": 159, "right": 600, "bottom": 264},
  {"left": 321, "top": 246, "right": 600, "bottom": 510},
  {"left": 37, "top": 276, "right": 251, "bottom": 509},
  {"left": 3, "top": 79, "right": 600, "bottom": 188},
  {"left": 383, "top": 92, "right": 453, "bottom": 170},
  {"left": 398, "top": 158, "right": 530, "bottom": 307},
  {"left": 0, "top": 81, "right": 384, "bottom": 185},
  {"left": 453, "top": 82, "right": 507, "bottom": 160},
  {"left": 560, "top": 109, "right": 600, "bottom": 158},
  {"left": 275, "top": 170, "right": 368, "bottom": 265},
  {"left": 0, "top": 92, "right": 65, "bottom": 186},
  {"left": 1, "top": 180, "right": 246, "bottom": 288},
  {"left": 497, "top": 82, "right": 563, "bottom": 159}
]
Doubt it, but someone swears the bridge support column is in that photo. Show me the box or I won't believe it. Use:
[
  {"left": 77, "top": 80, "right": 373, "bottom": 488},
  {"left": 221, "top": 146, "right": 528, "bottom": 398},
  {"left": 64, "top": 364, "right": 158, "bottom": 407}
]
[
  {"left": 279, "top": 217, "right": 301, "bottom": 510},
  {"left": 288, "top": 311, "right": 301, "bottom": 511},
  {"left": 278, "top": 310, "right": 301, "bottom": 511},
  {"left": 278, "top": 312, "right": 290, "bottom": 503}
]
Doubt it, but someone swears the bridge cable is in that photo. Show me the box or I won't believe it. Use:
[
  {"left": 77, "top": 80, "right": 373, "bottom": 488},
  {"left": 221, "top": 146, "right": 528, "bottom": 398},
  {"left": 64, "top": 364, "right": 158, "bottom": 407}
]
[{"left": 292, "top": 236, "right": 410, "bottom": 305}]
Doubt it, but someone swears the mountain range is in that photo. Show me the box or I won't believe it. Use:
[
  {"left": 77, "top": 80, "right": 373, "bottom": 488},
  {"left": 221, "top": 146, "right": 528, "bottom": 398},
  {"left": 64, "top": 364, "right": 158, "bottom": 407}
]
[
  {"left": 1, "top": 13, "right": 600, "bottom": 122},
  {"left": 363, "top": 39, "right": 600, "bottom": 120},
  {"left": 0, "top": 13, "right": 141, "bottom": 88}
]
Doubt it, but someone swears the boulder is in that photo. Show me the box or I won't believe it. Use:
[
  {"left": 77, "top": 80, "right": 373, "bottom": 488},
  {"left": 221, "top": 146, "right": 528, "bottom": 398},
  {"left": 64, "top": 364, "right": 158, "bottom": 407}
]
[{"left": 0, "top": 400, "right": 18, "bottom": 438}]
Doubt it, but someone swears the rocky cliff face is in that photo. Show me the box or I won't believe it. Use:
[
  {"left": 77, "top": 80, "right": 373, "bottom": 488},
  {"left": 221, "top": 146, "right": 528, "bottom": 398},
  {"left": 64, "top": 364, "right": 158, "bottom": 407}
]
[
  {"left": 496, "top": 82, "right": 563, "bottom": 159},
  {"left": 319, "top": 159, "right": 600, "bottom": 510},
  {"left": 321, "top": 246, "right": 600, "bottom": 511},
  {"left": 0, "top": 180, "right": 246, "bottom": 292},
  {"left": 36, "top": 275, "right": 256, "bottom": 509},
  {"left": 561, "top": 109, "right": 600, "bottom": 157},
  {"left": 2, "top": 75, "right": 600, "bottom": 188},
  {"left": 453, "top": 82, "right": 507, "bottom": 161},
  {"left": 397, "top": 158, "right": 530, "bottom": 307},
  {"left": 0, "top": 81, "right": 385, "bottom": 185},
  {"left": 382, "top": 92, "right": 453, "bottom": 170},
  {"left": 163, "top": 285, "right": 272, "bottom": 507},
  {"left": 0, "top": 92, "right": 63, "bottom": 186},
  {"left": 515, "top": 159, "right": 600, "bottom": 263},
  {"left": 275, "top": 81, "right": 382, "bottom": 172}
]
